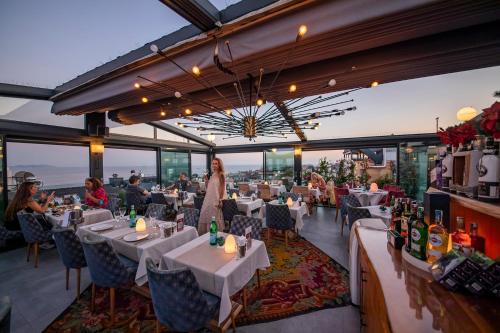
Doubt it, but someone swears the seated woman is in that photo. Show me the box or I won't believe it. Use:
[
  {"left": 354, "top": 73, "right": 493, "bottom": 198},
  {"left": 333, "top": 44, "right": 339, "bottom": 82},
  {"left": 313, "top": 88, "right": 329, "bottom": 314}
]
[
  {"left": 311, "top": 172, "right": 328, "bottom": 202},
  {"left": 84, "top": 177, "right": 108, "bottom": 208},
  {"left": 4, "top": 181, "right": 55, "bottom": 231}
]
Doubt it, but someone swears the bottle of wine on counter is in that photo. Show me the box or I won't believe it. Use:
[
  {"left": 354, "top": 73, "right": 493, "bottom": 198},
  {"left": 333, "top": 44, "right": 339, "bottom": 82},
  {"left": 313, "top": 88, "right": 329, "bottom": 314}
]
[
  {"left": 401, "top": 200, "right": 412, "bottom": 251},
  {"left": 427, "top": 209, "right": 450, "bottom": 263},
  {"left": 469, "top": 223, "right": 485, "bottom": 253},
  {"left": 451, "top": 217, "right": 472, "bottom": 256},
  {"left": 209, "top": 216, "right": 218, "bottom": 246},
  {"left": 410, "top": 207, "right": 428, "bottom": 260}
]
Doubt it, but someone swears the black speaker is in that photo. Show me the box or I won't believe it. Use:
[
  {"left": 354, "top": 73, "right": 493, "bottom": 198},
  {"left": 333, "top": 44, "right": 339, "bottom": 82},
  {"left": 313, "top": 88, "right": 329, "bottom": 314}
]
[{"left": 424, "top": 191, "right": 450, "bottom": 229}]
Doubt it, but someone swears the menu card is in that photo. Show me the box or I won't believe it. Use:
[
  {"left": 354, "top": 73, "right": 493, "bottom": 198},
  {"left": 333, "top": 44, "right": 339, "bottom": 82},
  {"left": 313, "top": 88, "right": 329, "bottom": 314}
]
[
  {"left": 245, "top": 226, "right": 252, "bottom": 249},
  {"left": 176, "top": 213, "right": 184, "bottom": 232}
]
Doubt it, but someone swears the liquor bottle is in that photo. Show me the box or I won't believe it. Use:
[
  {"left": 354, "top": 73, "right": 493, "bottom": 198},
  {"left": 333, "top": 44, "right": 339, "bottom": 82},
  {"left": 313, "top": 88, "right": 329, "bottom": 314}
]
[
  {"left": 410, "top": 207, "right": 428, "bottom": 260},
  {"left": 451, "top": 217, "right": 472, "bottom": 255},
  {"left": 209, "top": 216, "right": 218, "bottom": 246},
  {"left": 469, "top": 223, "right": 485, "bottom": 253},
  {"left": 427, "top": 209, "right": 450, "bottom": 263},
  {"left": 390, "top": 195, "right": 395, "bottom": 208},
  {"left": 401, "top": 200, "right": 411, "bottom": 248},
  {"left": 405, "top": 203, "right": 418, "bottom": 252},
  {"left": 129, "top": 205, "right": 136, "bottom": 228},
  {"left": 391, "top": 198, "right": 402, "bottom": 233}
]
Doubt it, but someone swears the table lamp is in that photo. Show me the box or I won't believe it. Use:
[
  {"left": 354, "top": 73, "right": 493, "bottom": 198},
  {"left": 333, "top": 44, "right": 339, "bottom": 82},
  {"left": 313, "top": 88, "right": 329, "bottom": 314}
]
[
  {"left": 231, "top": 192, "right": 238, "bottom": 200},
  {"left": 286, "top": 197, "right": 293, "bottom": 207},
  {"left": 135, "top": 218, "right": 146, "bottom": 232},
  {"left": 369, "top": 183, "right": 378, "bottom": 193},
  {"left": 264, "top": 181, "right": 269, "bottom": 185},
  {"left": 224, "top": 235, "right": 236, "bottom": 254}
]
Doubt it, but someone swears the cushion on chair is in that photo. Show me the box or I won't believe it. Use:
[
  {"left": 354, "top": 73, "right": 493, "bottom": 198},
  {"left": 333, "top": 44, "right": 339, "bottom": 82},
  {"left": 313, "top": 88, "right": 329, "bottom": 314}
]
[
  {"left": 17, "top": 212, "right": 53, "bottom": 244},
  {"left": 52, "top": 228, "right": 87, "bottom": 269}
]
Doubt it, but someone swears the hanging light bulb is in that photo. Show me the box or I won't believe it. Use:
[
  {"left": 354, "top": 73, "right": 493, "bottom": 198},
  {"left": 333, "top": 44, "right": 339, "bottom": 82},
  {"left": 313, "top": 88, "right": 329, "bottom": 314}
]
[
  {"left": 207, "top": 133, "right": 216, "bottom": 142},
  {"left": 370, "top": 81, "right": 379, "bottom": 88},
  {"left": 179, "top": 123, "right": 185, "bottom": 128},
  {"left": 141, "top": 97, "right": 149, "bottom": 103},
  {"left": 134, "top": 82, "right": 141, "bottom": 89},
  {"left": 185, "top": 108, "right": 192, "bottom": 115},
  {"left": 256, "top": 98, "right": 264, "bottom": 106},
  {"left": 150, "top": 44, "right": 159, "bottom": 53},
  {"left": 225, "top": 109, "right": 232, "bottom": 116},
  {"left": 289, "top": 84, "right": 297, "bottom": 93},
  {"left": 271, "top": 148, "right": 277, "bottom": 153},
  {"left": 328, "top": 79, "right": 336, "bottom": 87},
  {"left": 160, "top": 111, "right": 166, "bottom": 117},
  {"left": 298, "top": 25, "right": 307, "bottom": 37},
  {"left": 174, "top": 91, "right": 182, "bottom": 98},
  {"left": 192, "top": 66, "right": 201, "bottom": 75}
]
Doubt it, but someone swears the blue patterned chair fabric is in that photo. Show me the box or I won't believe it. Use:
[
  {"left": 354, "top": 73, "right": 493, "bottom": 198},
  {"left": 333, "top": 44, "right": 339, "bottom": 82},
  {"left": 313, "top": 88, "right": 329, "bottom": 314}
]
[
  {"left": 222, "top": 199, "right": 240, "bottom": 223},
  {"left": 145, "top": 258, "right": 220, "bottom": 332},
  {"left": 266, "top": 204, "right": 294, "bottom": 231},
  {"left": 0, "top": 226, "right": 22, "bottom": 241},
  {"left": 230, "top": 215, "right": 262, "bottom": 240},
  {"left": 52, "top": 228, "right": 87, "bottom": 269},
  {"left": 145, "top": 203, "right": 167, "bottom": 221},
  {"left": 17, "top": 211, "right": 52, "bottom": 244},
  {"left": 346, "top": 204, "right": 372, "bottom": 230},
  {"left": 81, "top": 235, "right": 137, "bottom": 288},
  {"left": 178, "top": 207, "right": 199, "bottom": 229},
  {"left": 282, "top": 192, "right": 299, "bottom": 201},
  {"left": 339, "top": 194, "right": 361, "bottom": 221},
  {"left": 193, "top": 196, "right": 205, "bottom": 211},
  {"left": 107, "top": 197, "right": 121, "bottom": 215},
  {"left": 151, "top": 192, "right": 168, "bottom": 205}
]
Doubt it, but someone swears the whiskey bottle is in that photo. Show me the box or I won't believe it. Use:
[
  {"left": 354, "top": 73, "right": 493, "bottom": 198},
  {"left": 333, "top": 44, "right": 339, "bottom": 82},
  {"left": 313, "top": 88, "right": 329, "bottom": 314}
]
[
  {"left": 427, "top": 209, "right": 450, "bottom": 263},
  {"left": 451, "top": 217, "right": 472, "bottom": 256}
]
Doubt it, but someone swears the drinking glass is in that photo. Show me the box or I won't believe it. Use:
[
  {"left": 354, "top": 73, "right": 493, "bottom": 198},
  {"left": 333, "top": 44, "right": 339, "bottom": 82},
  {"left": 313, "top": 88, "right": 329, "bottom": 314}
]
[
  {"left": 149, "top": 211, "right": 159, "bottom": 237},
  {"left": 119, "top": 206, "right": 127, "bottom": 225}
]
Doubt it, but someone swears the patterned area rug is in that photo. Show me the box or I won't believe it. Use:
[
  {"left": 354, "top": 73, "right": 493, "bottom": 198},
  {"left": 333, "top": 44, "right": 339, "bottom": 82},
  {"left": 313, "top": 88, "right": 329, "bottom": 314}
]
[{"left": 44, "top": 234, "right": 350, "bottom": 332}]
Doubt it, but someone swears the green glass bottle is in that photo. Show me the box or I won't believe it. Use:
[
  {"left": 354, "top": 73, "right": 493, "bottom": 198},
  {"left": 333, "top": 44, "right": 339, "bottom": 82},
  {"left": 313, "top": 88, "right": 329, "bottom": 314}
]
[
  {"left": 410, "top": 207, "right": 428, "bottom": 260},
  {"left": 209, "top": 216, "right": 218, "bottom": 245},
  {"left": 129, "top": 205, "right": 136, "bottom": 228}
]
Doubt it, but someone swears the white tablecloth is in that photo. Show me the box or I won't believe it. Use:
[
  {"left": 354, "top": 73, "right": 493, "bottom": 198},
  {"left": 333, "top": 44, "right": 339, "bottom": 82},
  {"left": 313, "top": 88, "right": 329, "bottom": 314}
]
[
  {"left": 259, "top": 201, "right": 309, "bottom": 232},
  {"left": 248, "top": 184, "right": 286, "bottom": 197},
  {"left": 180, "top": 192, "right": 197, "bottom": 206},
  {"left": 365, "top": 206, "right": 392, "bottom": 225},
  {"left": 348, "top": 218, "right": 387, "bottom": 305},
  {"left": 161, "top": 233, "right": 270, "bottom": 324},
  {"left": 349, "top": 189, "right": 388, "bottom": 206},
  {"left": 309, "top": 188, "right": 321, "bottom": 200},
  {"left": 76, "top": 220, "right": 198, "bottom": 285},
  {"left": 236, "top": 198, "right": 264, "bottom": 216},
  {"left": 45, "top": 208, "right": 113, "bottom": 227}
]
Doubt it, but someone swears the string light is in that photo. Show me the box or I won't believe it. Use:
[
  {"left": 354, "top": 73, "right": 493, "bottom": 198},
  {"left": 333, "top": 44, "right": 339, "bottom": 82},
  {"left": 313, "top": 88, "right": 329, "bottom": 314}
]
[
  {"left": 174, "top": 91, "right": 182, "bottom": 98},
  {"left": 192, "top": 66, "right": 201, "bottom": 75},
  {"left": 207, "top": 133, "right": 216, "bottom": 142},
  {"left": 160, "top": 111, "right": 166, "bottom": 116},
  {"left": 256, "top": 98, "right": 264, "bottom": 106},
  {"left": 185, "top": 108, "right": 192, "bottom": 115},
  {"left": 298, "top": 25, "right": 307, "bottom": 37},
  {"left": 271, "top": 148, "right": 277, "bottom": 153},
  {"left": 141, "top": 97, "right": 149, "bottom": 103},
  {"left": 328, "top": 79, "right": 336, "bottom": 87},
  {"left": 289, "top": 84, "right": 297, "bottom": 93},
  {"left": 370, "top": 81, "right": 379, "bottom": 88},
  {"left": 134, "top": 83, "right": 141, "bottom": 89},
  {"left": 225, "top": 109, "right": 232, "bottom": 116}
]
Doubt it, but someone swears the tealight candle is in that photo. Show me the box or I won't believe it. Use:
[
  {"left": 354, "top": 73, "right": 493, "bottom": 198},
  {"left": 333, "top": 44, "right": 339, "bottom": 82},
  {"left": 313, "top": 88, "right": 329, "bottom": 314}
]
[
  {"left": 73, "top": 206, "right": 81, "bottom": 210},
  {"left": 286, "top": 197, "right": 293, "bottom": 207},
  {"left": 224, "top": 235, "right": 236, "bottom": 254},
  {"left": 308, "top": 182, "right": 312, "bottom": 189},
  {"left": 135, "top": 218, "right": 146, "bottom": 232},
  {"left": 369, "top": 182, "right": 378, "bottom": 193},
  {"left": 231, "top": 192, "right": 238, "bottom": 200},
  {"left": 264, "top": 181, "right": 269, "bottom": 185}
]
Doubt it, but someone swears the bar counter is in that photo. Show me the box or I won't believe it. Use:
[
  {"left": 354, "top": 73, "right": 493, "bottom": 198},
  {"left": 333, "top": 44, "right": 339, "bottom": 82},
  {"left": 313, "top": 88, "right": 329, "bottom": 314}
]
[{"left": 356, "top": 227, "right": 499, "bottom": 333}]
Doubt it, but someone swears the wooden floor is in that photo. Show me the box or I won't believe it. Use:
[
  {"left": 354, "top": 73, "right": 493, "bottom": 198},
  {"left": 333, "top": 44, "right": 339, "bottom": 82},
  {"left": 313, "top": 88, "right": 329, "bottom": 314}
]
[{"left": 0, "top": 207, "right": 360, "bottom": 333}]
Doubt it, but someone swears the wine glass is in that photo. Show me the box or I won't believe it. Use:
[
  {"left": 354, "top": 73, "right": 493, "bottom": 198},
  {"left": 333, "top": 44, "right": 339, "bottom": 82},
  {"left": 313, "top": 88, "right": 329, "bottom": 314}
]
[{"left": 119, "top": 206, "right": 127, "bottom": 225}]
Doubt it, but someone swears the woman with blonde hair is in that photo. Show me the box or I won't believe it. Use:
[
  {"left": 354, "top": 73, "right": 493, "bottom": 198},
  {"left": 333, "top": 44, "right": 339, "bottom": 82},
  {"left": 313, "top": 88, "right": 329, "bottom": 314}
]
[
  {"left": 311, "top": 172, "right": 327, "bottom": 200},
  {"left": 198, "top": 157, "right": 226, "bottom": 234}
]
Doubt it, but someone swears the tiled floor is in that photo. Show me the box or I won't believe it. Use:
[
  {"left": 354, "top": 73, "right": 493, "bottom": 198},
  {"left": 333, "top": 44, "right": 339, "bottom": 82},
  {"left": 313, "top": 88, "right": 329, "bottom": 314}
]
[{"left": 0, "top": 206, "right": 360, "bottom": 333}]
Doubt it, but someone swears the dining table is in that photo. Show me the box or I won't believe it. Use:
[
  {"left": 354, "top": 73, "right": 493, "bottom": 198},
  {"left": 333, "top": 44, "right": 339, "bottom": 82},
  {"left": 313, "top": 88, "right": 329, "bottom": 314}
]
[
  {"left": 364, "top": 205, "right": 392, "bottom": 225},
  {"left": 348, "top": 188, "right": 388, "bottom": 206},
  {"left": 248, "top": 183, "right": 287, "bottom": 197},
  {"left": 235, "top": 197, "right": 264, "bottom": 216},
  {"left": 161, "top": 232, "right": 270, "bottom": 324},
  {"left": 45, "top": 208, "right": 113, "bottom": 227},
  {"left": 259, "top": 200, "right": 309, "bottom": 232},
  {"left": 76, "top": 218, "right": 199, "bottom": 285}
]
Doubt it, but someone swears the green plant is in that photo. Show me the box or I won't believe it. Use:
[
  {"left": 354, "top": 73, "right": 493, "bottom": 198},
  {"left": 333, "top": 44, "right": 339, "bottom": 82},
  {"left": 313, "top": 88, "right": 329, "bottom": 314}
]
[
  {"left": 357, "top": 159, "right": 370, "bottom": 187},
  {"left": 317, "top": 157, "right": 334, "bottom": 182},
  {"left": 375, "top": 174, "right": 394, "bottom": 189},
  {"left": 333, "top": 159, "right": 356, "bottom": 186}
]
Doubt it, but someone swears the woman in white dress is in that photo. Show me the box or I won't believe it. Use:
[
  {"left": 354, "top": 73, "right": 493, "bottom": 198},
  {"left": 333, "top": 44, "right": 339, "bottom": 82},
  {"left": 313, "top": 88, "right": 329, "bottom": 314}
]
[{"left": 198, "top": 157, "right": 226, "bottom": 234}]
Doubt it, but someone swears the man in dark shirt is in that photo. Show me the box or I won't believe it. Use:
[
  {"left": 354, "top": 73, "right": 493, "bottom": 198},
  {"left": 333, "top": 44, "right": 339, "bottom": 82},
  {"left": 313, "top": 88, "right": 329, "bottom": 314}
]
[
  {"left": 168, "top": 172, "right": 192, "bottom": 191},
  {"left": 126, "top": 175, "right": 150, "bottom": 206}
]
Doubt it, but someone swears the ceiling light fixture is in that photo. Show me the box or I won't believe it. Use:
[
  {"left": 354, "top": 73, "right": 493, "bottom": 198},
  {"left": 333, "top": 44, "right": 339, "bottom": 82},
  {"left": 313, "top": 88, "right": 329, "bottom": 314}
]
[
  {"left": 141, "top": 97, "right": 149, "bottom": 103},
  {"left": 298, "top": 25, "right": 307, "bottom": 37},
  {"left": 192, "top": 66, "right": 201, "bottom": 76},
  {"left": 185, "top": 108, "right": 192, "bottom": 115},
  {"left": 289, "top": 84, "right": 297, "bottom": 93},
  {"left": 370, "top": 81, "right": 379, "bottom": 88},
  {"left": 134, "top": 83, "right": 141, "bottom": 89}
]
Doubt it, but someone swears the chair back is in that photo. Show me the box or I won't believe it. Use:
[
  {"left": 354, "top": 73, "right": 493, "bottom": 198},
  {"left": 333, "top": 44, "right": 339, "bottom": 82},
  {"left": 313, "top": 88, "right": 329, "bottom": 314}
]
[
  {"left": 257, "top": 184, "right": 272, "bottom": 200},
  {"left": 339, "top": 194, "right": 361, "bottom": 220},
  {"left": 266, "top": 203, "right": 293, "bottom": 231},
  {"left": 383, "top": 184, "right": 401, "bottom": 192},
  {"left": 238, "top": 183, "right": 250, "bottom": 193},
  {"left": 222, "top": 199, "right": 239, "bottom": 224},
  {"left": 17, "top": 211, "right": 52, "bottom": 244},
  {"left": 107, "top": 197, "right": 121, "bottom": 214},
  {"left": 282, "top": 192, "right": 298, "bottom": 201},
  {"left": 145, "top": 203, "right": 167, "bottom": 221},
  {"left": 0, "top": 296, "right": 11, "bottom": 333},
  {"left": 228, "top": 189, "right": 239, "bottom": 197},
  {"left": 178, "top": 207, "right": 199, "bottom": 229},
  {"left": 333, "top": 186, "right": 349, "bottom": 206},
  {"left": 384, "top": 190, "right": 406, "bottom": 206},
  {"left": 146, "top": 258, "right": 218, "bottom": 332},
  {"left": 151, "top": 192, "right": 168, "bottom": 205},
  {"left": 230, "top": 215, "right": 262, "bottom": 240},
  {"left": 52, "top": 228, "right": 86, "bottom": 269},
  {"left": 125, "top": 192, "right": 147, "bottom": 213},
  {"left": 346, "top": 205, "right": 372, "bottom": 230},
  {"left": 81, "top": 235, "right": 135, "bottom": 288},
  {"left": 193, "top": 196, "right": 205, "bottom": 211}
]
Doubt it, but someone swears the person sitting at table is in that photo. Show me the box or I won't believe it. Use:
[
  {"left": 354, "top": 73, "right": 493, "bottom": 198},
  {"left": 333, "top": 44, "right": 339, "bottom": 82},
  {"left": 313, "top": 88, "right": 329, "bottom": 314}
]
[
  {"left": 311, "top": 172, "right": 327, "bottom": 201},
  {"left": 167, "top": 172, "right": 192, "bottom": 192},
  {"left": 5, "top": 181, "right": 55, "bottom": 232},
  {"left": 84, "top": 177, "right": 108, "bottom": 208},
  {"left": 126, "top": 175, "right": 151, "bottom": 207}
]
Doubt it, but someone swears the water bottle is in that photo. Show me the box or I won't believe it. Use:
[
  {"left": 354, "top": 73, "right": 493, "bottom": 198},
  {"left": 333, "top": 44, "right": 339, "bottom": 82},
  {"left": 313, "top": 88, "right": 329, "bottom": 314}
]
[
  {"left": 129, "top": 205, "right": 137, "bottom": 228},
  {"left": 209, "top": 216, "right": 217, "bottom": 246}
]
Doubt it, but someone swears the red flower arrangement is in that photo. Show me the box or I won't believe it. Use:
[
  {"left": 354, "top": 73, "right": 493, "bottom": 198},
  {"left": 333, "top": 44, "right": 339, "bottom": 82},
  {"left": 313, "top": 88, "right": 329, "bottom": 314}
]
[
  {"left": 437, "top": 123, "right": 477, "bottom": 147},
  {"left": 481, "top": 101, "right": 500, "bottom": 139}
]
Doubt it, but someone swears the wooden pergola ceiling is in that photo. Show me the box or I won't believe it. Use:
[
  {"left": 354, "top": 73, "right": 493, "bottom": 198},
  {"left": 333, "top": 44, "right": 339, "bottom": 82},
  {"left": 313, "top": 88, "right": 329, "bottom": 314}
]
[{"left": 50, "top": 0, "right": 500, "bottom": 129}]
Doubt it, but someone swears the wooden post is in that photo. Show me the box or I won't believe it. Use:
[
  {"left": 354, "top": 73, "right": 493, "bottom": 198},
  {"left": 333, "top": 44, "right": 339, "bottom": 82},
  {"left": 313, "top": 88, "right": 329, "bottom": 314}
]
[{"left": 109, "top": 288, "right": 116, "bottom": 323}]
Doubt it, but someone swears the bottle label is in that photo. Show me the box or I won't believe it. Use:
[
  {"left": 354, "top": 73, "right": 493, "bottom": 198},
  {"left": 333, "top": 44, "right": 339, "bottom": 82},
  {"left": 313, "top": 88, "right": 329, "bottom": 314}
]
[
  {"left": 411, "top": 229, "right": 421, "bottom": 241},
  {"left": 429, "top": 234, "right": 443, "bottom": 247},
  {"left": 210, "top": 233, "right": 217, "bottom": 244},
  {"left": 411, "top": 242, "right": 421, "bottom": 253}
]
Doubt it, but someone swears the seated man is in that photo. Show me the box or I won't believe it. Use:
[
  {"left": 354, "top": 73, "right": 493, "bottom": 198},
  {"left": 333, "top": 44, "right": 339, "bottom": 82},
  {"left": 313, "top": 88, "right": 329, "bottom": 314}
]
[
  {"left": 126, "top": 175, "right": 150, "bottom": 210},
  {"left": 168, "top": 172, "right": 192, "bottom": 192}
]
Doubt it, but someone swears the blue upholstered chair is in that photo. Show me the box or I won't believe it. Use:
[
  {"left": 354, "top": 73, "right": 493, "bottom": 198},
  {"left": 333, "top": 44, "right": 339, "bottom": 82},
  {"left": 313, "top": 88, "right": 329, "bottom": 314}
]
[
  {"left": 193, "top": 195, "right": 204, "bottom": 211},
  {"left": 178, "top": 207, "right": 199, "bottom": 229},
  {"left": 151, "top": 192, "right": 168, "bottom": 205},
  {"left": 52, "top": 228, "right": 87, "bottom": 299},
  {"left": 222, "top": 199, "right": 240, "bottom": 232},
  {"left": 282, "top": 192, "right": 299, "bottom": 202},
  {"left": 266, "top": 203, "right": 295, "bottom": 247},
  {"left": 346, "top": 205, "right": 372, "bottom": 231},
  {"left": 107, "top": 196, "right": 121, "bottom": 216},
  {"left": 145, "top": 258, "right": 221, "bottom": 332},
  {"left": 17, "top": 211, "right": 53, "bottom": 268},
  {"left": 339, "top": 194, "right": 362, "bottom": 235},
  {"left": 230, "top": 215, "right": 262, "bottom": 240},
  {"left": 0, "top": 296, "right": 11, "bottom": 333},
  {"left": 145, "top": 203, "right": 167, "bottom": 221},
  {"left": 81, "top": 235, "right": 138, "bottom": 323},
  {"left": 125, "top": 192, "right": 147, "bottom": 215}
]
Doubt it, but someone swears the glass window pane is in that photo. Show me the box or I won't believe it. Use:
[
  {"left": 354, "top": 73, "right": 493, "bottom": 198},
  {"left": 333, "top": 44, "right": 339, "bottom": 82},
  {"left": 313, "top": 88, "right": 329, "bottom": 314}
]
[
  {"left": 399, "top": 144, "right": 431, "bottom": 201},
  {"left": 6, "top": 142, "right": 89, "bottom": 200},
  {"left": 156, "top": 128, "right": 189, "bottom": 143},
  {"left": 191, "top": 153, "right": 207, "bottom": 178},
  {"left": 103, "top": 147, "right": 158, "bottom": 189},
  {"left": 109, "top": 123, "right": 155, "bottom": 139},
  {"left": 0, "top": 136, "right": 5, "bottom": 221},
  {"left": 161, "top": 151, "right": 189, "bottom": 185},
  {"left": 265, "top": 149, "right": 294, "bottom": 182},
  {"left": 216, "top": 152, "right": 263, "bottom": 182}
]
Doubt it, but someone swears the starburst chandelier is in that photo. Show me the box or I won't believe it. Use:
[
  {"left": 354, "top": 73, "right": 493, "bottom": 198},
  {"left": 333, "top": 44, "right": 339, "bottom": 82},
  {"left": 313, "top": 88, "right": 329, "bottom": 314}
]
[{"left": 134, "top": 24, "right": 374, "bottom": 142}]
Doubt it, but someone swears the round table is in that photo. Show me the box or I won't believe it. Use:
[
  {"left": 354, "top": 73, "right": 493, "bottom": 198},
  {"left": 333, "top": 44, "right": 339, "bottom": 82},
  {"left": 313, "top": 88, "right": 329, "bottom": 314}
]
[{"left": 348, "top": 189, "right": 388, "bottom": 206}]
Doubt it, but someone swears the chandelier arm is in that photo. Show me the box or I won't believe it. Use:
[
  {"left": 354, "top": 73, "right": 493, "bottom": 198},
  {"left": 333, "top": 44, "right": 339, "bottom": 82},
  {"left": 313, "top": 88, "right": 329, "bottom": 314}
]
[{"left": 290, "top": 100, "right": 354, "bottom": 114}]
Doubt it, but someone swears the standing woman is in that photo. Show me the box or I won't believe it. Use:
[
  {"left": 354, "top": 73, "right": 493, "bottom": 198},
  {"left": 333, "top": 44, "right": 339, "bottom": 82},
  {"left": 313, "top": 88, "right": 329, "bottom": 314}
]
[
  {"left": 84, "top": 177, "right": 108, "bottom": 208},
  {"left": 198, "top": 158, "right": 226, "bottom": 234}
]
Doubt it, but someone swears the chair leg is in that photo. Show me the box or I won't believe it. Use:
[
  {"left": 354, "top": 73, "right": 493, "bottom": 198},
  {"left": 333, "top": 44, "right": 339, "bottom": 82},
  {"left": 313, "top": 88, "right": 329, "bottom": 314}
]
[
  {"left": 335, "top": 206, "right": 339, "bottom": 222},
  {"left": 109, "top": 287, "right": 116, "bottom": 324},
  {"left": 256, "top": 269, "right": 261, "bottom": 289},
  {"left": 285, "top": 230, "right": 288, "bottom": 248},
  {"left": 230, "top": 309, "right": 237, "bottom": 332},
  {"left": 76, "top": 268, "right": 81, "bottom": 300},
  {"left": 242, "top": 288, "right": 248, "bottom": 314},
  {"left": 26, "top": 243, "right": 31, "bottom": 262},
  {"left": 267, "top": 228, "right": 271, "bottom": 243},
  {"left": 34, "top": 242, "right": 39, "bottom": 268},
  {"left": 341, "top": 217, "right": 344, "bottom": 236},
  {"left": 65, "top": 267, "right": 70, "bottom": 290},
  {"left": 91, "top": 283, "right": 96, "bottom": 312}
]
